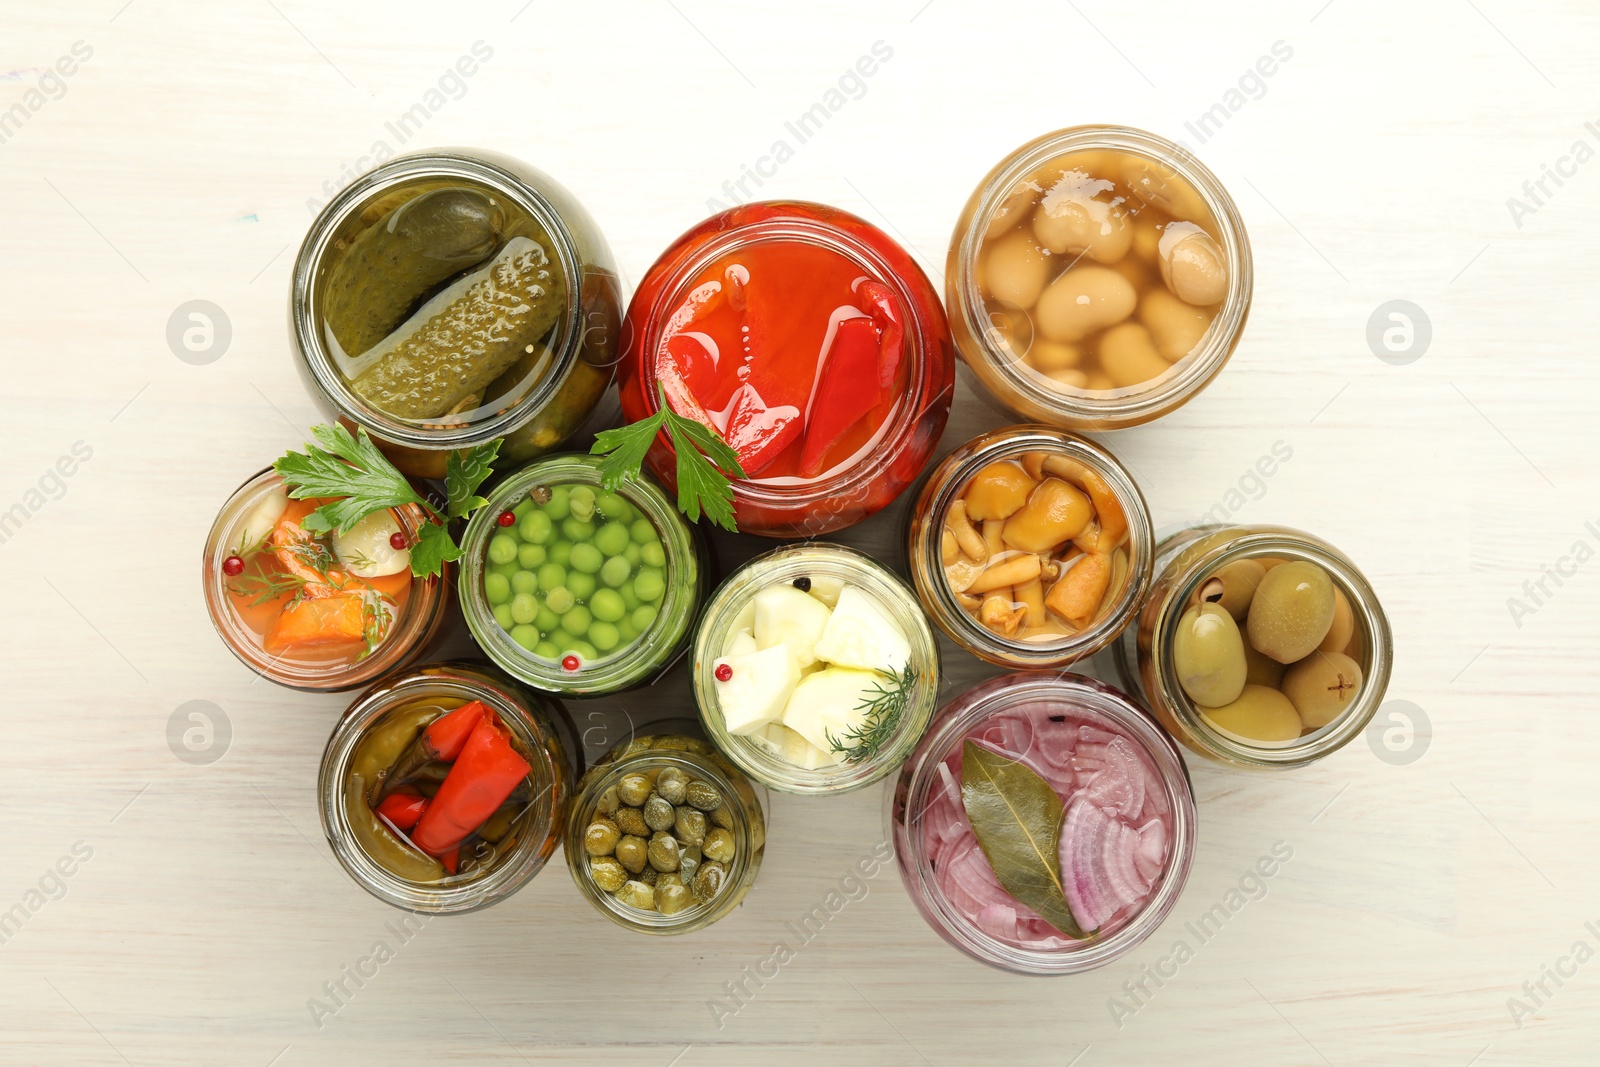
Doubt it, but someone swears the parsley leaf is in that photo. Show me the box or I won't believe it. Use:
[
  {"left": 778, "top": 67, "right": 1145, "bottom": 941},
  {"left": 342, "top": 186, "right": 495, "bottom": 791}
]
[
  {"left": 590, "top": 383, "right": 746, "bottom": 532},
  {"left": 408, "top": 521, "right": 461, "bottom": 578},
  {"left": 273, "top": 424, "right": 429, "bottom": 534},
  {"left": 445, "top": 440, "right": 502, "bottom": 520}
]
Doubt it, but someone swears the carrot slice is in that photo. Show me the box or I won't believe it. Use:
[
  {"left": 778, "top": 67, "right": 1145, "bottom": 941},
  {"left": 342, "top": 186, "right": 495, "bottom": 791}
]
[{"left": 262, "top": 593, "right": 367, "bottom": 653}]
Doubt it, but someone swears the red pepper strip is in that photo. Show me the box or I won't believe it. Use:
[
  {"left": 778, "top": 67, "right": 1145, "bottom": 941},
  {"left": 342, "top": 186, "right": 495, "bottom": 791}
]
[
  {"left": 855, "top": 279, "right": 905, "bottom": 388},
  {"left": 440, "top": 847, "right": 460, "bottom": 875},
  {"left": 724, "top": 385, "right": 803, "bottom": 476},
  {"left": 410, "top": 717, "right": 532, "bottom": 856},
  {"left": 375, "top": 701, "right": 489, "bottom": 802},
  {"left": 373, "top": 792, "right": 429, "bottom": 832},
  {"left": 799, "top": 317, "right": 884, "bottom": 477}
]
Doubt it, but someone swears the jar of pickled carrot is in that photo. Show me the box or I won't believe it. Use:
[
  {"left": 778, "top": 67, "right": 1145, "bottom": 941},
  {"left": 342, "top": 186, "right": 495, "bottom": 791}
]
[{"left": 618, "top": 201, "right": 955, "bottom": 538}]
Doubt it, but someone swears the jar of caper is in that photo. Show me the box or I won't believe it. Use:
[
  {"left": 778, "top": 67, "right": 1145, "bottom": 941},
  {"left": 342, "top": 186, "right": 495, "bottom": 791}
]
[
  {"left": 1112, "top": 524, "right": 1392, "bottom": 769},
  {"left": 564, "top": 734, "right": 766, "bottom": 933}
]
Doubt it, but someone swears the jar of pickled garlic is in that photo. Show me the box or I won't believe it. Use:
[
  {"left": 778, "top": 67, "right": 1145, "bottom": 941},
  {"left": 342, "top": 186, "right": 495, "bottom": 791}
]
[
  {"left": 907, "top": 426, "right": 1153, "bottom": 668},
  {"left": 290, "top": 149, "right": 622, "bottom": 479},
  {"left": 1113, "top": 525, "right": 1393, "bottom": 769},
  {"left": 618, "top": 201, "right": 955, "bottom": 537},
  {"left": 948, "top": 126, "right": 1252, "bottom": 430},
  {"left": 318, "top": 662, "right": 576, "bottom": 913}
]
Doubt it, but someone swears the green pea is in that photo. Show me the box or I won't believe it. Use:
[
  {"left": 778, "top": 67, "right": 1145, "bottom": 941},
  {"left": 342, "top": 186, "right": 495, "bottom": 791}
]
[
  {"left": 619, "top": 618, "right": 638, "bottom": 642},
  {"left": 484, "top": 572, "right": 511, "bottom": 605},
  {"left": 562, "top": 517, "right": 595, "bottom": 542},
  {"left": 569, "top": 486, "right": 597, "bottom": 521},
  {"left": 517, "top": 509, "right": 552, "bottom": 544},
  {"left": 631, "top": 604, "right": 658, "bottom": 631},
  {"left": 596, "top": 492, "right": 633, "bottom": 522},
  {"left": 623, "top": 542, "right": 641, "bottom": 566},
  {"left": 561, "top": 605, "right": 592, "bottom": 635},
  {"left": 488, "top": 533, "right": 518, "bottom": 565},
  {"left": 569, "top": 542, "right": 603, "bottom": 574},
  {"left": 534, "top": 640, "right": 561, "bottom": 659},
  {"left": 567, "top": 571, "right": 597, "bottom": 601},
  {"left": 589, "top": 621, "right": 620, "bottom": 652},
  {"left": 511, "top": 569, "right": 538, "bottom": 595},
  {"left": 511, "top": 592, "right": 538, "bottom": 625},
  {"left": 641, "top": 541, "right": 666, "bottom": 569},
  {"left": 633, "top": 568, "right": 665, "bottom": 602},
  {"left": 630, "top": 518, "right": 656, "bottom": 544},
  {"left": 601, "top": 556, "right": 632, "bottom": 588},
  {"left": 545, "top": 586, "right": 576, "bottom": 614},
  {"left": 567, "top": 639, "right": 598, "bottom": 661},
  {"left": 569, "top": 484, "right": 596, "bottom": 508},
  {"left": 591, "top": 588, "right": 626, "bottom": 622},
  {"left": 543, "top": 485, "right": 571, "bottom": 521},
  {"left": 537, "top": 562, "right": 567, "bottom": 593},
  {"left": 535, "top": 605, "right": 561, "bottom": 633},
  {"left": 620, "top": 583, "right": 641, "bottom": 610},
  {"left": 594, "top": 522, "right": 630, "bottom": 557},
  {"left": 510, "top": 624, "right": 541, "bottom": 651},
  {"left": 489, "top": 559, "right": 518, "bottom": 580},
  {"left": 493, "top": 603, "right": 515, "bottom": 631},
  {"left": 549, "top": 541, "right": 572, "bottom": 566},
  {"left": 512, "top": 498, "right": 535, "bottom": 520},
  {"left": 517, "top": 542, "right": 547, "bottom": 569}
]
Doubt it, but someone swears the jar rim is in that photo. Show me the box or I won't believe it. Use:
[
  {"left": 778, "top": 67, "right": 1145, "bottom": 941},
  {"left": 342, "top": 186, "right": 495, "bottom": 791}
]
[{"left": 951, "top": 125, "right": 1253, "bottom": 428}]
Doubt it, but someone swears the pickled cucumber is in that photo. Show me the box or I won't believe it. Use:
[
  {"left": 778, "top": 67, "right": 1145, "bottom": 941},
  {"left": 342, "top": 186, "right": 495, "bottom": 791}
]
[
  {"left": 323, "top": 189, "right": 505, "bottom": 360},
  {"left": 349, "top": 235, "right": 568, "bottom": 420}
]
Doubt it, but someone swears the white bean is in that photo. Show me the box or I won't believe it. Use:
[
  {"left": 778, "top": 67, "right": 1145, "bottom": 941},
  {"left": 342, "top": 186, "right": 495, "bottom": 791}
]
[
  {"left": 1139, "top": 288, "right": 1215, "bottom": 359},
  {"left": 984, "top": 180, "right": 1042, "bottom": 240},
  {"left": 1098, "top": 322, "right": 1172, "bottom": 388},
  {"left": 1031, "top": 190, "right": 1131, "bottom": 263},
  {"left": 982, "top": 231, "right": 1053, "bottom": 310},
  {"left": 1033, "top": 265, "right": 1137, "bottom": 343},
  {"left": 1027, "top": 339, "right": 1082, "bottom": 371},
  {"left": 1159, "top": 222, "right": 1228, "bottom": 306},
  {"left": 1120, "top": 157, "right": 1209, "bottom": 222}
]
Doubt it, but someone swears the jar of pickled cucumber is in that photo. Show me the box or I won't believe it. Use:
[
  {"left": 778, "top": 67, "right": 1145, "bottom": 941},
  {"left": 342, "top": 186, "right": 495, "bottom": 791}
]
[
  {"left": 318, "top": 662, "right": 577, "bottom": 913},
  {"left": 290, "top": 149, "right": 622, "bottom": 479},
  {"left": 907, "top": 426, "right": 1153, "bottom": 668},
  {"left": 1113, "top": 525, "right": 1393, "bottom": 769},
  {"left": 948, "top": 126, "right": 1252, "bottom": 431},
  {"left": 564, "top": 734, "right": 766, "bottom": 935},
  {"left": 458, "top": 454, "right": 707, "bottom": 696}
]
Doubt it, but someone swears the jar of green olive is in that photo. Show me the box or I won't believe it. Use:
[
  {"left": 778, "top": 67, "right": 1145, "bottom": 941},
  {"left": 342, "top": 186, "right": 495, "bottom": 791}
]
[
  {"left": 1113, "top": 525, "right": 1392, "bottom": 769},
  {"left": 564, "top": 734, "right": 766, "bottom": 934},
  {"left": 906, "top": 426, "right": 1153, "bottom": 668},
  {"left": 458, "top": 454, "right": 707, "bottom": 696},
  {"left": 318, "top": 662, "right": 577, "bottom": 913}
]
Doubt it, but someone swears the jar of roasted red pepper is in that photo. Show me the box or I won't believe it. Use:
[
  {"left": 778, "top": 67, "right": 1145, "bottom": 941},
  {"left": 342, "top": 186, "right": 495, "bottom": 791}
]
[
  {"left": 318, "top": 662, "right": 577, "bottom": 913},
  {"left": 618, "top": 201, "right": 955, "bottom": 537}
]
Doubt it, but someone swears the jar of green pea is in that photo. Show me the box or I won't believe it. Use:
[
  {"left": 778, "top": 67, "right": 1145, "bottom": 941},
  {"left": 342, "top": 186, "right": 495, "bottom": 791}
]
[{"left": 459, "top": 454, "right": 707, "bottom": 695}]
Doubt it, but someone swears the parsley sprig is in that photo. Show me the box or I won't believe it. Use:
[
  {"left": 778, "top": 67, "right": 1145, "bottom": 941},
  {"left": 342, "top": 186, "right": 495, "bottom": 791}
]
[
  {"left": 591, "top": 383, "right": 746, "bottom": 532},
  {"left": 272, "top": 424, "right": 500, "bottom": 577},
  {"left": 825, "top": 665, "right": 918, "bottom": 764}
]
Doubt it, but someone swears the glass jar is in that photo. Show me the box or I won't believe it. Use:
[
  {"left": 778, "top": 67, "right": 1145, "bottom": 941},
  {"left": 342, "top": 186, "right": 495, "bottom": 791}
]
[
  {"left": 458, "top": 454, "right": 706, "bottom": 696},
  {"left": 693, "top": 543, "right": 940, "bottom": 794},
  {"left": 948, "top": 126, "right": 1251, "bottom": 430},
  {"left": 202, "top": 467, "right": 449, "bottom": 691},
  {"left": 618, "top": 200, "right": 955, "bottom": 537},
  {"left": 318, "top": 662, "right": 576, "bottom": 913},
  {"left": 1113, "top": 524, "right": 1393, "bottom": 769},
  {"left": 290, "top": 149, "right": 622, "bottom": 479},
  {"left": 564, "top": 734, "right": 766, "bottom": 935},
  {"left": 907, "top": 425, "right": 1153, "bottom": 668},
  {"left": 890, "top": 672, "right": 1196, "bottom": 975}
]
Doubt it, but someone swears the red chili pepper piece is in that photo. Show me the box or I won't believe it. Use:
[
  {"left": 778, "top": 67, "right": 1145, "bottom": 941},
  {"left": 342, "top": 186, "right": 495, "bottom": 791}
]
[
  {"left": 411, "top": 717, "right": 532, "bottom": 856},
  {"left": 799, "top": 316, "right": 885, "bottom": 477},
  {"left": 374, "top": 700, "right": 490, "bottom": 803},
  {"left": 374, "top": 792, "right": 429, "bottom": 832},
  {"left": 854, "top": 279, "right": 905, "bottom": 388},
  {"left": 440, "top": 846, "right": 460, "bottom": 875}
]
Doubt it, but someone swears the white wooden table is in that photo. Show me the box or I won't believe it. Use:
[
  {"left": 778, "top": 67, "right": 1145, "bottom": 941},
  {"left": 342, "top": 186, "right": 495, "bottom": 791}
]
[{"left": 3, "top": 1, "right": 1594, "bottom": 1062}]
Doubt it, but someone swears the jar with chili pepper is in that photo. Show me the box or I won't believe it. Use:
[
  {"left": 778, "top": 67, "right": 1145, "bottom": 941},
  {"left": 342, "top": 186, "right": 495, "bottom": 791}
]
[
  {"left": 319, "top": 662, "right": 576, "bottom": 913},
  {"left": 564, "top": 734, "right": 765, "bottom": 934},
  {"left": 203, "top": 467, "right": 450, "bottom": 691},
  {"left": 618, "top": 201, "right": 955, "bottom": 538}
]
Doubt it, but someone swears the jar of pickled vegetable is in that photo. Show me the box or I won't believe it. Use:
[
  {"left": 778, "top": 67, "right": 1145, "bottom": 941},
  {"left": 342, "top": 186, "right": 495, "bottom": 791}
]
[
  {"left": 618, "top": 201, "right": 955, "bottom": 537},
  {"left": 564, "top": 734, "right": 765, "bottom": 934},
  {"left": 202, "top": 467, "right": 450, "bottom": 690},
  {"left": 1112, "top": 525, "right": 1393, "bottom": 769},
  {"left": 290, "top": 149, "right": 622, "bottom": 479},
  {"left": 458, "top": 454, "right": 706, "bottom": 696},
  {"left": 907, "top": 426, "right": 1153, "bottom": 668},
  {"left": 693, "top": 543, "right": 940, "bottom": 794},
  {"left": 890, "top": 672, "right": 1196, "bottom": 975},
  {"left": 948, "top": 126, "right": 1252, "bottom": 431},
  {"left": 319, "top": 662, "right": 576, "bottom": 913}
]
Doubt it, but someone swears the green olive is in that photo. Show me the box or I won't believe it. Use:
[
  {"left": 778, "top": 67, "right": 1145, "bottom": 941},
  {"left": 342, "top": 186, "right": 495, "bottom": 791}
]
[
  {"left": 617, "top": 773, "right": 651, "bottom": 807},
  {"left": 685, "top": 780, "right": 723, "bottom": 812},
  {"left": 1200, "top": 684, "right": 1303, "bottom": 743},
  {"left": 615, "top": 880, "right": 657, "bottom": 910},
  {"left": 1243, "top": 641, "right": 1285, "bottom": 688},
  {"left": 656, "top": 882, "right": 694, "bottom": 915},
  {"left": 1172, "top": 603, "right": 1247, "bottom": 708},
  {"left": 656, "top": 767, "right": 688, "bottom": 805},
  {"left": 1194, "top": 558, "right": 1266, "bottom": 621},
  {"left": 703, "top": 827, "right": 736, "bottom": 864},
  {"left": 691, "top": 861, "right": 727, "bottom": 902},
  {"left": 1319, "top": 588, "right": 1355, "bottom": 654},
  {"left": 643, "top": 795, "right": 676, "bottom": 832},
  {"left": 615, "top": 834, "right": 647, "bottom": 874},
  {"left": 583, "top": 817, "right": 620, "bottom": 857},
  {"left": 1281, "top": 651, "right": 1363, "bottom": 729},
  {"left": 1247, "top": 561, "right": 1337, "bottom": 664},
  {"left": 589, "top": 857, "right": 627, "bottom": 893},
  {"left": 612, "top": 806, "right": 648, "bottom": 837},
  {"left": 647, "top": 831, "right": 681, "bottom": 872}
]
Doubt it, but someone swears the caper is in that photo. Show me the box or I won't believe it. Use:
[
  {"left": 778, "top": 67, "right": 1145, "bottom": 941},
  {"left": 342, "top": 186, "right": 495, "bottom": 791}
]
[
  {"left": 656, "top": 767, "right": 689, "bottom": 805},
  {"left": 656, "top": 883, "right": 694, "bottom": 915},
  {"left": 595, "top": 784, "right": 620, "bottom": 816},
  {"left": 673, "top": 806, "right": 707, "bottom": 847},
  {"left": 1281, "top": 651, "right": 1363, "bottom": 729},
  {"left": 589, "top": 857, "right": 626, "bottom": 893},
  {"left": 647, "top": 831, "right": 681, "bottom": 872},
  {"left": 643, "top": 794, "right": 676, "bottom": 832},
  {"left": 615, "top": 880, "right": 656, "bottom": 910},
  {"left": 639, "top": 866, "right": 659, "bottom": 886},
  {"left": 613, "top": 806, "right": 649, "bottom": 837},
  {"left": 618, "top": 773, "right": 652, "bottom": 807},
  {"left": 685, "top": 780, "right": 723, "bottom": 812},
  {"left": 1246, "top": 561, "right": 1337, "bottom": 664},
  {"left": 710, "top": 803, "right": 734, "bottom": 831},
  {"left": 679, "top": 844, "right": 701, "bottom": 884},
  {"left": 703, "top": 827, "right": 736, "bottom": 864},
  {"left": 615, "top": 834, "right": 647, "bottom": 874},
  {"left": 691, "top": 861, "right": 727, "bottom": 902},
  {"left": 1173, "top": 603, "right": 1247, "bottom": 708},
  {"left": 583, "top": 817, "right": 620, "bottom": 857}
]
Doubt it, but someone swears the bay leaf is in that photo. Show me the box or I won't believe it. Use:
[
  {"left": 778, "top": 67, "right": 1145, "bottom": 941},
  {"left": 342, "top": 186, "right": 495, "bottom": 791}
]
[{"left": 960, "top": 739, "right": 1091, "bottom": 940}]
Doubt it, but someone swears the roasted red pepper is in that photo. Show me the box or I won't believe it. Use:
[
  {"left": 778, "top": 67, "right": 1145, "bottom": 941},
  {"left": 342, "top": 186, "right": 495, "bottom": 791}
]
[
  {"left": 800, "top": 316, "right": 884, "bottom": 477},
  {"left": 410, "top": 716, "right": 532, "bottom": 856},
  {"left": 373, "top": 792, "right": 429, "bottom": 832},
  {"left": 854, "top": 279, "right": 905, "bottom": 387}
]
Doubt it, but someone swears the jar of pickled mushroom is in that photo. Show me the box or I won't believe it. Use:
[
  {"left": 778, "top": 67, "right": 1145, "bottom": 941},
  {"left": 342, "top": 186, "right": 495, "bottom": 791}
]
[
  {"left": 693, "top": 543, "right": 940, "bottom": 794},
  {"left": 565, "top": 734, "right": 766, "bottom": 934},
  {"left": 202, "top": 467, "right": 451, "bottom": 690},
  {"left": 318, "top": 662, "right": 576, "bottom": 913},
  {"left": 907, "top": 426, "right": 1153, "bottom": 668},
  {"left": 948, "top": 126, "right": 1252, "bottom": 430},
  {"left": 890, "top": 672, "right": 1196, "bottom": 974},
  {"left": 290, "top": 149, "right": 622, "bottom": 479},
  {"left": 457, "top": 454, "right": 706, "bottom": 696},
  {"left": 618, "top": 200, "right": 955, "bottom": 537},
  {"left": 1113, "top": 525, "right": 1393, "bottom": 769}
]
